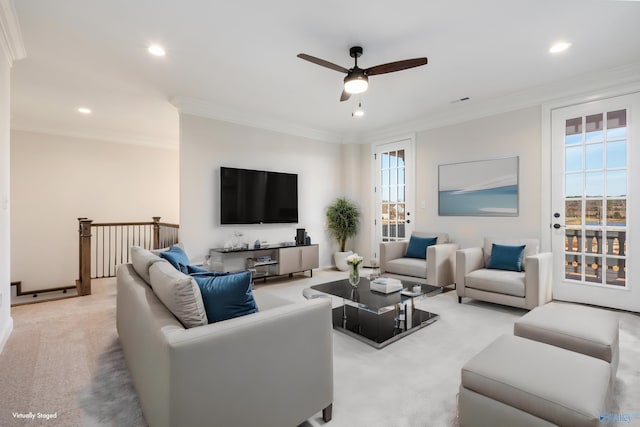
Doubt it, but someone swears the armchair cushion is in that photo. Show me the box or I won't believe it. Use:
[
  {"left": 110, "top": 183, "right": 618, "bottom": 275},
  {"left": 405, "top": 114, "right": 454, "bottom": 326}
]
[
  {"left": 385, "top": 258, "right": 427, "bottom": 279},
  {"left": 465, "top": 269, "right": 526, "bottom": 297},
  {"left": 405, "top": 236, "right": 437, "bottom": 259},
  {"left": 487, "top": 244, "right": 526, "bottom": 272}
]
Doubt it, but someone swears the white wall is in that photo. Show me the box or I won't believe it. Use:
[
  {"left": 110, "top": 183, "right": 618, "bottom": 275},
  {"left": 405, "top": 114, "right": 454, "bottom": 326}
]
[
  {"left": 414, "top": 106, "right": 542, "bottom": 249},
  {"left": 179, "top": 114, "right": 344, "bottom": 268},
  {"left": 10, "top": 130, "right": 179, "bottom": 292},
  {"left": 357, "top": 106, "right": 542, "bottom": 257},
  {"left": 0, "top": 43, "right": 12, "bottom": 351}
]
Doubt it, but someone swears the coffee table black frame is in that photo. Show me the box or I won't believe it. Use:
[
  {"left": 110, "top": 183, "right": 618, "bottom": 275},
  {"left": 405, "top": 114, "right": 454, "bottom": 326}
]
[{"left": 310, "top": 278, "right": 440, "bottom": 348}]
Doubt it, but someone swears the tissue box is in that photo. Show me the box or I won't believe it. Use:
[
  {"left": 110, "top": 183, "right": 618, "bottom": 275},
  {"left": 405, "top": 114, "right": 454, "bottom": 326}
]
[{"left": 370, "top": 278, "right": 403, "bottom": 294}]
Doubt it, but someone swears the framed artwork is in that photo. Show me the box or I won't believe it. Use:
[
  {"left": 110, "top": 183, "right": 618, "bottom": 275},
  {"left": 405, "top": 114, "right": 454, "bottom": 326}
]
[{"left": 438, "top": 156, "right": 519, "bottom": 216}]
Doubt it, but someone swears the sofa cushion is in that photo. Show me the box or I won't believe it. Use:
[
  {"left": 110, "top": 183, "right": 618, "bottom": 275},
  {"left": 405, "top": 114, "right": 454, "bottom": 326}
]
[
  {"left": 149, "top": 260, "right": 208, "bottom": 328},
  {"left": 412, "top": 231, "right": 449, "bottom": 244},
  {"left": 193, "top": 271, "right": 258, "bottom": 323},
  {"left": 130, "top": 246, "right": 162, "bottom": 284},
  {"left": 465, "top": 268, "right": 525, "bottom": 297},
  {"left": 487, "top": 244, "right": 526, "bottom": 272},
  {"left": 405, "top": 236, "right": 437, "bottom": 259},
  {"left": 385, "top": 257, "right": 427, "bottom": 279},
  {"left": 159, "top": 245, "right": 190, "bottom": 273}
]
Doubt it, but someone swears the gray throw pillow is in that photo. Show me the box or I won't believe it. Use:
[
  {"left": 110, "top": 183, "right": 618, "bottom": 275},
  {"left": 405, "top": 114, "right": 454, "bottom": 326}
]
[
  {"left": 130, "top": 246, "right": 162, "bottom": 284},
  {"left": 149, "top": 260, "right": 208, "bottom": 328}
]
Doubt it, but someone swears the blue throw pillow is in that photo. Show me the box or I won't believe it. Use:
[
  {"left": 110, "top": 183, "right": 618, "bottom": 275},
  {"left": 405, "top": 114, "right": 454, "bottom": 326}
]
[
  {"left": 159, "top": 245, "right": 190, "bottom": 273},
  {"left": 405, "top": 236, "right": 437, "bottom": 259},
  {"left": 487, "top": 244, "right": 526, "bottom": 272},
  {"left": 187, "top": 264, "right": 209, "bottom": 274},
  {"left": 193, "top": 270, "right": 258, "bottom": 323}
]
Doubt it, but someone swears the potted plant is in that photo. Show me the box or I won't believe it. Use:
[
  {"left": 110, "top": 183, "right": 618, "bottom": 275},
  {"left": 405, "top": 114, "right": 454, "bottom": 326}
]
[{"left": 326, "top": 197, "right": 360, "bottom": 271}]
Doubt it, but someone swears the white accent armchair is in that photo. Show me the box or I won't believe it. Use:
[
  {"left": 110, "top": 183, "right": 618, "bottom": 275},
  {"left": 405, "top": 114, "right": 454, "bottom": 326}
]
[
  {"left": 379, "top": 231, "right": 459, "bottom": 287},
  {"left": 456, "top": 237, "right": 553, "bottom": 309}
]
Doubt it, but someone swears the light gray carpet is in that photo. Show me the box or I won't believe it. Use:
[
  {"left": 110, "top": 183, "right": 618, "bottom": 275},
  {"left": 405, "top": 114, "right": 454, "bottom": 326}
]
[{"left": 2, "top": 272, "right": 639, "bottom": 427}]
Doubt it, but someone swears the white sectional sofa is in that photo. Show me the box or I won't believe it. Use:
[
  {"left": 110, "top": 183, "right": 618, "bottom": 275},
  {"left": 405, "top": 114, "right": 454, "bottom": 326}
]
[{"left": 116, "top": 259, "right": 334, "bottom": 427}]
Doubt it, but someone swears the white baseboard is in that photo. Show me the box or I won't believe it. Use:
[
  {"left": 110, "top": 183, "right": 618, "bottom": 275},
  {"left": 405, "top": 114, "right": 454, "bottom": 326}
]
[{"left": 0, "top": 316, "right": 14, "bottom": 353}]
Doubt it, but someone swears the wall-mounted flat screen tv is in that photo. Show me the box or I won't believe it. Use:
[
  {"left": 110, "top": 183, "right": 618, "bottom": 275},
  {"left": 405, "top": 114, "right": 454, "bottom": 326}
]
[{"left": 220, "top": 167, "right": 298, "bottom": 224}]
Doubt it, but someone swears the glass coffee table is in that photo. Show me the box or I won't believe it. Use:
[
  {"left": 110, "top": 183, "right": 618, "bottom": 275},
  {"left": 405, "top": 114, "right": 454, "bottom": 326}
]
[{"left": 310, "top": 278, "right": 440, "bottom": 348}]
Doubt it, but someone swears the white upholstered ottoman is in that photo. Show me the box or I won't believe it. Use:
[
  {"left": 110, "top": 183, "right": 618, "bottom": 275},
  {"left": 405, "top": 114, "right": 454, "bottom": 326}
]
[
  {"left": 459, "top": 335, "right": 611, "bottom": 427},
  {"left": 514, "top": 302, "right": 619, "bottom": 376}
]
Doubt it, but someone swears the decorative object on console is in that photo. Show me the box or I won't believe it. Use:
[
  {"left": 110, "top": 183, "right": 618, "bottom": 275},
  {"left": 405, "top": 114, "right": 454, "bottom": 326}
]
[
  {"left": 326, "top": 197, "right": 361, "bottom": 271},
  {"left": 370, "top": 277, "right": 402, "bottom": 294},
  {"left": 296, "top": 228, "right": 306, "bottom": 245},
  {"left": 346, "top": 253, "right": 364, "bottom": 289},
  {"left": 438, "top": 156, "right": 519, "bottom": 217}
]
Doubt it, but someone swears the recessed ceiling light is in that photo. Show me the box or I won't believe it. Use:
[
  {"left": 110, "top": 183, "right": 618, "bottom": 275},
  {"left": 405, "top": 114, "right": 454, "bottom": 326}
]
[
  {"left": 549, "top": 41, "right": 572, "bottom": 54},
  {"left": 77, "top": 107, "right": 92, "bottom": 114},
  {"left": 148, "top": 44, "right": 166, "bottom": 57}
]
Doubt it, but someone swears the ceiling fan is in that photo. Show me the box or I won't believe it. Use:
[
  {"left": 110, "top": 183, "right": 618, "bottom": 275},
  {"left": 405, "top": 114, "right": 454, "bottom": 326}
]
[{"left": 297, "top": 46, "right": 428, "bottom": 102}]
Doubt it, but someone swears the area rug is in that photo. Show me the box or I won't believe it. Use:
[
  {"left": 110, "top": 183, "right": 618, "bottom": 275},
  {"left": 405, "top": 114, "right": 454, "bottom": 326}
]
[{"left": 78, "top": 339, "right": 146, "bottom": 426}]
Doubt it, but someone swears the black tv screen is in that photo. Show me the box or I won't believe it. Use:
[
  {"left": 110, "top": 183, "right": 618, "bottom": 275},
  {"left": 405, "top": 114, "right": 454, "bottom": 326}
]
[{"left": 220, "top": 167, "right": 298, "bottom": 224}]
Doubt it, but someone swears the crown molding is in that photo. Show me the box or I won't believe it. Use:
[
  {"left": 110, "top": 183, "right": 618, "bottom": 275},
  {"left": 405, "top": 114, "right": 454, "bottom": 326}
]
[
  {"left": 11, "top": 123, "right": 179, "bottom": 151},
  {"left": 0, "top": 0, "right": 25, "bottom": 66},
  {"left": 361, "top": 61, "right": 640, "bottom": 143},
  {"left": 171, "top": 96, "right": 343, "bottom": 144}
]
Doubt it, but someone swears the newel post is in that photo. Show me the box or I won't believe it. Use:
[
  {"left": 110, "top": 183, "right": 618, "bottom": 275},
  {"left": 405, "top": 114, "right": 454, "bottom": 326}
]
[
  {"left": 78, "top": 218, "right": 93, "bottom": 296},
  {"left": 152, "top": 216, "right": 161, "bottom": 249}
]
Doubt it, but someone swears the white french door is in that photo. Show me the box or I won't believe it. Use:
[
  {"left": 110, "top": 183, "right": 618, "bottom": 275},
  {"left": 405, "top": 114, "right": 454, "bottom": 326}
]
[
  {"left": 372, "top": 138, "right": 415, "bottom": 260},
  {"left": 551, "top": 92, "right": 640, "bottom": 311}
]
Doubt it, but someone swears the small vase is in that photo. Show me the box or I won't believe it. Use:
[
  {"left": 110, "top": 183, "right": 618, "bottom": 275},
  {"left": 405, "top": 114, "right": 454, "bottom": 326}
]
[{"left": 348, "top": 265, "right": 360, "bottom": 289}]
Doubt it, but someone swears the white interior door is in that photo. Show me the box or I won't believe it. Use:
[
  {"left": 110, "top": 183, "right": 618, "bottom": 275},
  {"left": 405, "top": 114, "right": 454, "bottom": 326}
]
[
  {"left": 372, "top": 138, "right": 415, "bottom": 260},
  {"left": 551, "top": 92, "right": 640, "bottom": 311}
]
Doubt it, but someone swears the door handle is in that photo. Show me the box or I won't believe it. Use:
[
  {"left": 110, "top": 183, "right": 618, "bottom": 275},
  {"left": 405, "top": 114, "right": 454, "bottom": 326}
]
[{"left": 553, "top": 223, "right": 565, "bottom": 229}]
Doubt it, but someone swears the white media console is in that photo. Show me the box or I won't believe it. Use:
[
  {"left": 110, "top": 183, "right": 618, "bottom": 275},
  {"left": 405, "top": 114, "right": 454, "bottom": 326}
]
[{"left": 209, "top": 244, "right": 319, "bottom": 282}]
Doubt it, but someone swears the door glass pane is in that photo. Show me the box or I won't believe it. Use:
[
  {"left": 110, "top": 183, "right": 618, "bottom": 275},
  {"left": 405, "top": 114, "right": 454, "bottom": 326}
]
[
  {"left": 605, "top": 258, "right": 625, "bottom": 286},
  {"left": 389, "top": 186, "right": 397, "bottom": 202},
  {"left": 565, "top": 229, "right": 581, "bottom": 252},
  {"left": 565, "top": 174, "right": 582, "bottom": 197},
  {"left": 389, "top": 168, "right": 397, "bottom": 186},
  {"left": 586, "top": 113, "right": 604, "bottom": 142},
  {"left": 565, "top": 117, "right": 582, "bottom": 145},
  {"left": 585, "top": 172, "right": 603, "bottom": 197},
  {"left": 397, "top": 150, "right": 405, "bottom": 167},
  {"left": 606, "top": 200, "right": 626, "bottom": 227},
  {"left": 565, "top": 146, "right": 582, "bottom": 171},
  {"left": 381, "top": 153, "right": 389, "bottom": 169},
  {"left": 606, "top": 171, "right": 626, "bottom": 197},
  {"left": 382, "top": 186, "right": 389, "bottom": 201},
  {"left": 565, "top": 254, "right": 581, "bottom": 281},
  {"left": 585, "top": 200, "right": 602, "bottom": 226},
  {"left": 565, "top": 200, "right": 582, "bottom": 225},
  {"left": 389, "top": 151, "right": 397, "bottom": 169},
  {"left": 606, "top": 141, "right": 626, "bottom": 168},
  {"left": 606, "top": 110, "right": 627, "bottom": 140},
  {"left": 585, "top": 256, "right": 602, "bottom": 284},
  {"left": 584, "top": 230, "right": 602, "bottom": 254},
  {"left": 585, "top": 143, "right": 602, "bottom": 170},
  {"left": 398, "top": 185, "right": 405, "bottom": 202}
]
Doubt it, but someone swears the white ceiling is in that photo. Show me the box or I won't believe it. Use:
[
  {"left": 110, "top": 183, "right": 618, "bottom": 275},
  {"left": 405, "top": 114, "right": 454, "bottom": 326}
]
[{"left": 10, "top": 0, "right": 640, "bottom": 147}]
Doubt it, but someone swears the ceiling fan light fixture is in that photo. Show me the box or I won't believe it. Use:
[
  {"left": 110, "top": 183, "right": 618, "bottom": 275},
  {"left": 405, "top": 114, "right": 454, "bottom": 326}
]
[
  {"left": 352, "top": 101, "right": 365, "bottom": 118},
  {"left": 344, "top": 73, "right": 368, "bottom": 94}
]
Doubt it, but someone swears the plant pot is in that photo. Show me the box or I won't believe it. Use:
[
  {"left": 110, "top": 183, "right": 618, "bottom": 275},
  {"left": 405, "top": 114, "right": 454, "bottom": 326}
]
[{"left": 334, "top": 251, "right": 353, "bottom": 271}]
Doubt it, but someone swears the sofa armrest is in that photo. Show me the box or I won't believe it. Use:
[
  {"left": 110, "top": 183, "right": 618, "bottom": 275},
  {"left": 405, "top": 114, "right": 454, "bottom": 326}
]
[
  {"left": 524, "top": 252, "right": 553, "bottom": 309},
  {"left": 456, "top": 247, "right": 484, "bottom": 296},
  {"left": 166, "top": 298, "right": 333, "bottom": 427},
  {"left": 427, "top": 243, "right": 460, "bottom": 287},
  {"left": 379, "top": 241, "right": 408, "bottom": 273}
]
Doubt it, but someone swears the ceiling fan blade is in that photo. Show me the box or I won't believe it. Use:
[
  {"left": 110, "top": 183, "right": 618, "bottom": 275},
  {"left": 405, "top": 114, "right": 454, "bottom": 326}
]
[
  {"left": 365, "top": 57, "right": 428, "bottom": 76},
  {"left": 340, "top": 90, "right": 351, "bottom": 102},
  {"left": 297, "top": 54, "right": 349, "bottom": 73}
]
